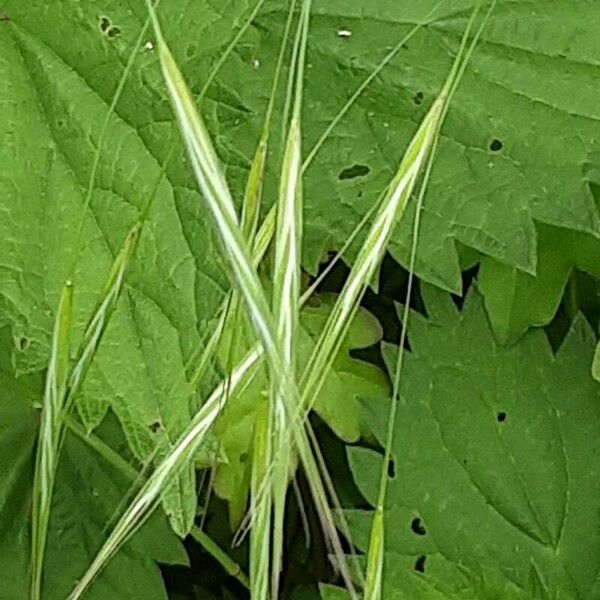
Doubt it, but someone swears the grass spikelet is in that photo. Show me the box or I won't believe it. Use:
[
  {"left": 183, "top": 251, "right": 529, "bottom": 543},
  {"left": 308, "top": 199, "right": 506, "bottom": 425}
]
[
  {"left": 30, "top": 223, "right": 140, "bottom": 600},
  {"left": 67, "top": 347, "right": 262, "bottom": 600},
  {"left": 267, "top": 1, "right": 309, "bottom": 594},
  {"left": 30, "top": 281, "right": 73, "bottom": 600},
  {"left": 67, "top": 224, "right": 140, "bottom": 405},
  {"left": 298, "top": 96, "right": 443, "bottom": 416},
  {"left": 362, "top": 6, "right": 497, "bottom": 599}
]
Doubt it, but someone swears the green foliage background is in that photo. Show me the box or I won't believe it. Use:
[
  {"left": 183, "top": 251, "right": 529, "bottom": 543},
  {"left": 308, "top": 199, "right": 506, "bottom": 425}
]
[{"left": 1, "top": 1, "right": 600, "bottom": 598}]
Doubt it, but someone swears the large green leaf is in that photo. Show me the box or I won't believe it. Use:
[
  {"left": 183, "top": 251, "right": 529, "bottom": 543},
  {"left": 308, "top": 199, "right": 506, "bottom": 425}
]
[
  {"left": 0, "top": 2, "right": 231, "bottom": 533},
  {"left": 4, "top": 0, "right": 599, "bottom": 311},
  {"left": 347, "top": 286, "right": 600, "bottom": 599},
  {"left": 298, "top": 1, "right": 600, "bottom": 291},
  {"left": 0, "top": 329, "right": 187, "bottom": 599}
]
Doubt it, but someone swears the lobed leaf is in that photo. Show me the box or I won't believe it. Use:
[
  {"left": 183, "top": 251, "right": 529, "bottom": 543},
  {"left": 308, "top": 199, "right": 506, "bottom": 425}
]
[{"left": 348, "top": 286, "right": 600, "bottom": 599}]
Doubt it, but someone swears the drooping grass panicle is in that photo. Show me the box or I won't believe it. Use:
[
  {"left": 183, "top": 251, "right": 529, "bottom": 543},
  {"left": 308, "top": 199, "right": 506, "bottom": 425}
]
[
  {"left": 70, "top": 3, "right": 355, "bottom": 596},
  {"left": 146, "top": 0, "right": 355, "bottom": 593},
  {"left": 30, "top": 281, "right": 73, "bottom": 600},
  {"left": 143, "top": 0, "right": 325, "bottom": 519},
  {"left": 64, "top": 4, "right": 461, "bottom": 596},
  {"left": 29, "top": 6, "right": 167, "bottom": 595},
  {"left": 363, "top": 5, "right": 497, "bottom": 599}
]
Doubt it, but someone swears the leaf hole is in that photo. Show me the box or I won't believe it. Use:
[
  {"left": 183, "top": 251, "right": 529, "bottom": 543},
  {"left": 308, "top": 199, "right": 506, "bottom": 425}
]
[
  {"left": 99, "top": 16, "right": 111, "bottom": 32},
  {"left": 489, "top": 138, "right": 503, "bottom": 152},
  {"left": 338, "top": 164, "right": 370, "bottom": 181},
  {"left": 106, "top": 25, "right": 122, "bottom": 38},
  {"left": 497, "top": 411, "right": 507, "bottom": 423},
  {"left": 387, "top": 458, "right": 396, "bottom": 479},
  {"left": 149, "top": 421, "right": 162, "bottom": 433},
  {"left": 240, "top": 452, "right": 248, "bottom": 464},
  {"left": 185, "top": 44, "right": 197, "bottom": 58},
  {"left": 18, "top": 337, "right": 30, "bottom": 351},
  {"left": 414, "top": 555, "right": 426, "bottom": 573},
  {"left": 411, "top": 517, "right": 426, "bottom": 536},
  {"left": 413, "top": 91, "right": 424, "bottom": 105}
]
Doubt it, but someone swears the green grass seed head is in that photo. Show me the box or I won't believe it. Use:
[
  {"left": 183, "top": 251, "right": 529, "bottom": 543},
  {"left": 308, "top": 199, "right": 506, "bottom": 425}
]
[
  {"left": 363, "top": 5, "right": 497, "bottom": 598},
  {"left": 30, "top": 281, "right": 73, "bottom": 600},
  {"left": 67, "top": 222, "right": 141, "bottom": 404},
  {"left": 250, "top": 398, "right": 273, "bottom": 600},
  {"left": 60, "top": 2, "right": 490, "bottom": 598}
]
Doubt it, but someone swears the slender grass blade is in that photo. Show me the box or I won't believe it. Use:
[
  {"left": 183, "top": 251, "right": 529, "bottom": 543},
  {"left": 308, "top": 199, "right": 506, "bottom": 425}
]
[{"left": 268, "top": 0, "right": 309, "bottom": 592}]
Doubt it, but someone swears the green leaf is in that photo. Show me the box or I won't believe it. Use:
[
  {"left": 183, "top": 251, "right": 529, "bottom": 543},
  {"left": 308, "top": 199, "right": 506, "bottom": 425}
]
[
  {"left": 320, "top": 583, "right": 351, "bottom": 600},
  {"left": 300, "top": 294, "right": 389, "bottom": 440},
  {"left": 348, "top": 285, "right": 600, "bottom": 599},
  {"left": 297, "top": 1, "right": 600, "bottom": 291},
  {"left": 0, "top": 2, "right": 229, "bottom": 533},
  {"left": 321, "top": 559, "right": 528, "bottom": 600},
  {"left": 214, "top": 295, "right": 388, "bottom": 526},
  {"left": 6, "top": 0, "right": 600, "bottom": 331},
  {"left": 0, "top": 328, "right": 187, "bottom": 600},
  {"left": 479, "top": 224, "right": 600, "bottom": 344}
]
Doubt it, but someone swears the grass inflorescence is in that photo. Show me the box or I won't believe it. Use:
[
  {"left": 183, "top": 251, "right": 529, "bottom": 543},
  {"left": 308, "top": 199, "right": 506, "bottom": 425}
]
[{"left": 25, "top": 1, "right": 492, "bottom": 598}]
